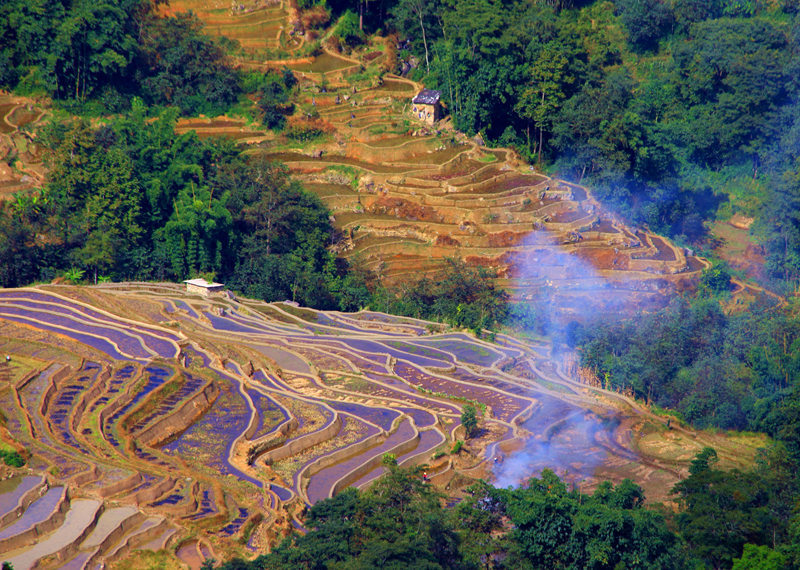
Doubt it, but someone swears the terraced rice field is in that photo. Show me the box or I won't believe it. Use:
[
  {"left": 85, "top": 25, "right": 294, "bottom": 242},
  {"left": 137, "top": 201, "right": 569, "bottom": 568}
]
[
  {"left": 0, "top": 95, "right": 47, "bottom": 199},
  {"left": 162, "top": 0, "right": 289, "bottom": 58},
  {"left": 0, "top": 11, "right": 745, "bottom": 568},
  {"left": 232, "top": 45, "right": 711, "bottom": 319},
  {"left": 0, "top": 283, "right": 765, "bottom": 566}
]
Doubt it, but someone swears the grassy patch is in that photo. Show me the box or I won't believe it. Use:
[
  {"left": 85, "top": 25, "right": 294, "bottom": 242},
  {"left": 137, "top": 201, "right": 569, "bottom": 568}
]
[
  {"left": 278, "top": 303, "right": 320, "bottom": 322},
  {"left": 340, "top": 375, "right": 372, "bottom": 392},
  {"left": 324, "top": 164, "right": 361, "bottom": 188},
  {"left": 414, "top": 385, "right": 487, "bottom": 414},
  {"left": 115, "top": 549, "right": 185, "bottom": 570},
  {"left": 1, "top": 354, "right": 43, "bottom": 383},
  {"left": 346, "top": 64, "right": 383, "bottom": 86}
]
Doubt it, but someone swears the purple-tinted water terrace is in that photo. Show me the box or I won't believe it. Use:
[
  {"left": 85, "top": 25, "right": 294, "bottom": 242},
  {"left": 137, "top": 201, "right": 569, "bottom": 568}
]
[
  {"left": 0, "top": 306, "right": 150, "bottom": 357},
  {"left": 249, "top": 344, "right": 311, "bottom": 374},
  {"left": 161, "top": 377, "right": 261, "bottom": 487},
  {"left": 398, "top": 407, "right": 437, "bottom": 428},
  {"left": 204, "top": 312, "right": 267, "bottom": 335},
  {"left": 332, "top": 338, "right": 450, "bottom": 368},
  {"left": 126, "top": 474, "right": 160, "bottom": 496},
  {"left": 351, "top": 429, "right": 444, "bottom": 489},
  {"left": 219, "top": 507, "right": 249, "bottom": 536},
  {"left": 252, "top": 370, "right": 287, "bottom": 391},
  {"left": 290, "top": 420, "right": 381, "bottom": 493},
  {"left": 322, "top": 349, "right": 389, "bottom": 373},
  {"left": 351, "top": 311, "right": 423, "bottom": 326},
  {"left": 394, "top": 363, "right": 527, "bottom": 422},
  {"left": 382, "top": 340, "right": 454, "bottom": 364},
  {"left": 404, "top": 429, "right": 445, "bottom": 460},
  {"left": 360, "top": 372, "right": 462, "bottom": 415},
  {"left": 0, "top": 293, "right": 182, "bottom": 343},
  {"left": 173, "top": 299, "right": 199, "bottom": 318},
  {"left": 416, "top": 339, "right": 502, "bottom": 366},
  {"left": 61, "top": 552, "right": 92, "bottom": 570},
  {"left": 0, "top": 486, "right": 65, "bottom": 539},
  {"left": 327, "top": 401, "right": 400, "bottom": 431},
  {"left": 104, "top": 366, "right": 172, "bottom": 447},
  {"left": 228, "top": 312, "right": 300, "bottom": 335},
  {"left": 140, "top": 334, "right": 179, "bottom": 358},
  {"left": 187, "top": 488, "right": 218, "bottom": 521},
  {"left": 46, "top": 370, "right": 96, "bottom": 454},
  {"left": 450, "top": 367, "right": 533, "bottom": 399},
  {"left": 0, "top": 476, "right": 42, "bottom": 518},
  {"left": 0, "top": 314, "right": 128, "bottom": 360},
  {"left": 270, "top": 484, "right": 292, "bottom": 502},
  {"left": 0, "top": 297, "right": 183, "bottom": 342},
  {"left": 18, "top": 371, "right": 61, "bottom": 451},
  {"left": 52, "top": 458, "right": 90, "bottom": 480},
  {"left": 88, "top": 365, "right": 136, "bottom": 414},
  {"left": 182, "top": 346, "right": 211, "bottom": 367},
  {"left": 134, "top": 444, "right": 171, "bottom": 468},
  {"left": 151, "top": 492, "right": 185, "bottom": 507},
  {"left": 309, "top": 313, "right": 363, "bottom": 332},
  {"left": 305, "top": 419, "right": 416, "bottom": 504}
]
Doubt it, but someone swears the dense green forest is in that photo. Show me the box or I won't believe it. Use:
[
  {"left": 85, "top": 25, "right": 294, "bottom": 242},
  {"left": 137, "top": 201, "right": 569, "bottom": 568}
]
[
  {"left": 576, "top": 290, "right": 800, "bottom": 434},
  {"left": 209, "top": 453, "right": 800, "bottom": 569},
  {"left": 0, "top": 0, "right": 240, "bottom": 114}
]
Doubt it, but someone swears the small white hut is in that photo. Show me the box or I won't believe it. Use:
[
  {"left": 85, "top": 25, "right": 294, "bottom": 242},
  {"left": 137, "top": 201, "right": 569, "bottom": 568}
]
[{"left": 183, "top": 278, "right": 225, "bottom": 297}]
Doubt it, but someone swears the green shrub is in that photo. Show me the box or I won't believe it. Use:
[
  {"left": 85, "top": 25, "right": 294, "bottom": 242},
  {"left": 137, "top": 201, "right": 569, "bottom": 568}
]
[
  {"left": 0, "top": 449, "right": 25, "bottom": 467},
  {"left": 334, "top": 11, "right": 364, "bottom": 46}
]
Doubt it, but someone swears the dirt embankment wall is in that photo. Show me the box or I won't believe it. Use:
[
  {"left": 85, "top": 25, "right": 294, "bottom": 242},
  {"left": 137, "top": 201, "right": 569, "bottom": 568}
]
[
  {"left": 84, "top": 511, "right": 147, "bottom": 569},
  {"left": 137, "top": 381, "right": 220, "bottom": 447},
  {"left": 0, "top": 478, "right": 47, "bottom": 529},
  {"left": 38, "top": 364, "right": 77, "bottom": 418},
  {"left": 262, "top": 415, "right": 343, "bottom": 464},
  {"left": 71, "top": 367, "right": 111, "bottom": 435},
  {"left": 297, "top": 428, "right": 388, "bottom": 499},
  {"left": 0, "top": 487, "right": 70, "bottom": 553},
  {"left": 329, "top": 428, "right": 421, "bottom": 497},
  {"left": 133, "top": 477, "right": 176, "bottom": 506},
  {"left": 246, "top": 416, "right": 299, "bottom": 463},
  {"left": 98, "top": 473, "right": 142, "bottom": 499}
]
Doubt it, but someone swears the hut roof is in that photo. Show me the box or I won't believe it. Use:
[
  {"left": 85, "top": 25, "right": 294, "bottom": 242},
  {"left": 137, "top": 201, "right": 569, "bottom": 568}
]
[
  {"left": 412, "top": 89, "right": 441, "bottom": 105},
  {"left": 183, "top": 278, "right": 224, "bottom": 289}
]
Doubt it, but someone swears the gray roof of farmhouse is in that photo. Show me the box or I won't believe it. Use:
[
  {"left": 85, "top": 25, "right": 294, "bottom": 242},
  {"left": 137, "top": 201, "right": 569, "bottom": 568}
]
[{"left": 412, "top": 89, "right": 441, "bottom": 105}]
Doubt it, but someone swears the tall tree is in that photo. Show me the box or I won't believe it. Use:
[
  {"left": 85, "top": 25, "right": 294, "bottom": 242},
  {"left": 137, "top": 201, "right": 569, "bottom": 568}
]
[{"left": 515, "top": 41, "right": 573, "bottom": 162}]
